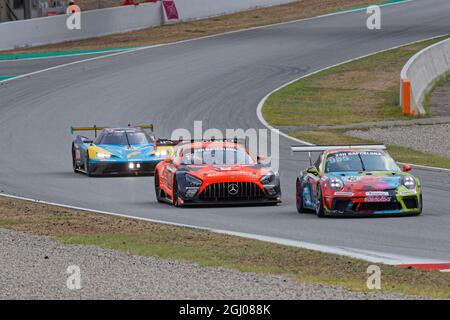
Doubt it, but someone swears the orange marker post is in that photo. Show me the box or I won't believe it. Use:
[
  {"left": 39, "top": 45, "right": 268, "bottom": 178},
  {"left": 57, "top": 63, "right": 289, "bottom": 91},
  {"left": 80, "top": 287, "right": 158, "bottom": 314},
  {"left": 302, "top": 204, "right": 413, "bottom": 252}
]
[{"left": 402, "top": 79, "right": 411, "bottom": 116}]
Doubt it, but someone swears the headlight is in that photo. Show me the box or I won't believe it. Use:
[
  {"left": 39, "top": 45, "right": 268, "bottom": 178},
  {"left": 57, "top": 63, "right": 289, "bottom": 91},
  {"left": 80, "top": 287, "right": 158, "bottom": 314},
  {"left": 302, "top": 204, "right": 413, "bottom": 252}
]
[
  {"left": 402, "top": 175, "right": 416, "bottom": 189},
  {"left": 260, "top": 172, "right": 278, "bottom": 185},
  {"left": 185, "top": 174, "right": 202, "bottom": 187},
  {"left": 329, "top": 177, "right": 344, "bottom": 190},
  {"left": 155, "top": 150, "right": 169, "bottom": 158},
  {"left": 96, "top": 152, "right": 111, "bottom": 159}
]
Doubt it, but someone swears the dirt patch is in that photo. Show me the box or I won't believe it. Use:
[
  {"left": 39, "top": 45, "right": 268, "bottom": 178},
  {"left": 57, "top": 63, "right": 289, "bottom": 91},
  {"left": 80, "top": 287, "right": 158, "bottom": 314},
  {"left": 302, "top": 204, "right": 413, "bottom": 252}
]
[
  {"left": 2, "top": 0, "right": 384, "bottom": 54},
  {"left": 1, "top": 195, "right": 450, "bottom": 298},
  {"left": 0, "top": 196, "right": 167, "bottom": 236},
  {"left": 428, "top": 78, "right": 450, "bottom": 117},
  {"left": 318, "top": 71, "right": 398, "bottom": 91},
  {"left": 77, "top": 0, "right": 122, "bottom": 11}
]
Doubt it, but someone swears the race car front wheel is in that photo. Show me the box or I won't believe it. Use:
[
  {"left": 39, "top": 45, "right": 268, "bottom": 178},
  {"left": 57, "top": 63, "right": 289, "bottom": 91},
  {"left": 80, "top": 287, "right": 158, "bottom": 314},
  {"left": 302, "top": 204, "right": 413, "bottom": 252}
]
[
  {"left": 172, "top": 178, "right": 181, "bottom": 207},
  {"left": 315, "top": 185, "right": 325, "bottom": 218},
  {"left": 296, "top": 179, "right": 306, "bottom": 214},
  {"left": 154, "top": 172, "right": 164, "bottom": 203},
  {"left": 72, "top": 145, "right": 78, "bottom": 173}
]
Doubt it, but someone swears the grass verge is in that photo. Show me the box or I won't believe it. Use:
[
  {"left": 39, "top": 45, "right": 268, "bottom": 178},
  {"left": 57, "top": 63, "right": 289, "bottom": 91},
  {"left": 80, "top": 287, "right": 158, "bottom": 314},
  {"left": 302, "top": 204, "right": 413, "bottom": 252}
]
[
  {"left": 2, "top": 0, "right": 395, "bottom": 54},
  {"left": 263, "top": 35, "right": 450, "bottom": 168},
  {"left": 263, "top": 37, "right": 450, "bottom": 127},
  {"left": 424, "top": 72, "right": 450, "bottom": 114},
  {"left": 292, "top": 130, "right": 450, "bottom": 169},
  {"left": 0, "top": 196, "right": 449, "bottom": 298}
]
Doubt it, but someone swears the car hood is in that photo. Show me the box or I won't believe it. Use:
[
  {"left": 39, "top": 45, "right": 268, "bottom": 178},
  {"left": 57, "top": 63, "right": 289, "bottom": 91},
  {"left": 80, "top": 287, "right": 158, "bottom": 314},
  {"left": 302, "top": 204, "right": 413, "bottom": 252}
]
[
  {"left": 326, "top": 171, "right": 407, "bottom": 191},
  {"left": 96, "top": 144, "right": 155, "bottom": 160},
  {"left": 183, "top": 165, "right": 271, "bottom": 182}
]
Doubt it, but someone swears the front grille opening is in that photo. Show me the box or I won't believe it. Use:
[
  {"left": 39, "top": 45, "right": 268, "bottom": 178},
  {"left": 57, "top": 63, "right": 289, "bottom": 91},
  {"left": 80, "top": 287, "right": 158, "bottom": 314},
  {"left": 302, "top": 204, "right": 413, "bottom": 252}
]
[
  {"left": 358, "top": 202, "right": 402, "bottom": 212},
  {"left": 333, "top": 199, "right": 351, "bottom": 212},
  {"left": 403, "top": 196, "right": 419, "bottom": 209},
  {"left": 199, "top": 182, "right": 265, "bottom": 202}
]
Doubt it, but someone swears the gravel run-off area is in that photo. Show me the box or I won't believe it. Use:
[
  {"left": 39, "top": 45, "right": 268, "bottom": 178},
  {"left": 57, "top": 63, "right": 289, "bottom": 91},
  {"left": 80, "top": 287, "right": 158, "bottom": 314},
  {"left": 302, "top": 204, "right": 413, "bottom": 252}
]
[
  {"left": 0, "top": 228, "right": 422, "bottom": 300},
  {"left": 346, "top": 124, "right": 450, "bottom": 157}
]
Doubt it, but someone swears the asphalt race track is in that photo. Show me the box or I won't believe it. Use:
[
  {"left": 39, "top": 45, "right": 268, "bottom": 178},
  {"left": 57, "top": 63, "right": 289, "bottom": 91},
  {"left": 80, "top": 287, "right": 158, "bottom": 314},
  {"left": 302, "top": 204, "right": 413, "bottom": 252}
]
[{"left": 1, "top": 0, "right": 450, "bottom": 262}]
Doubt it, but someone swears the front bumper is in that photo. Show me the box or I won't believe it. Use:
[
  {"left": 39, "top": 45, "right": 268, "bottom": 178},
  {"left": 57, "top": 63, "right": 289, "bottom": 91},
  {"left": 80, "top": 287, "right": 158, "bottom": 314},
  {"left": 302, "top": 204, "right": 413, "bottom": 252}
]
[
  {"left": 88, "top": 160, "right": 161, "bottom": 176},
  {"left": 178, "top": 182, "right": 281, "bottom": 206},
  {"left": 323, "top": 192, "right": 422, "bottom": 216}
]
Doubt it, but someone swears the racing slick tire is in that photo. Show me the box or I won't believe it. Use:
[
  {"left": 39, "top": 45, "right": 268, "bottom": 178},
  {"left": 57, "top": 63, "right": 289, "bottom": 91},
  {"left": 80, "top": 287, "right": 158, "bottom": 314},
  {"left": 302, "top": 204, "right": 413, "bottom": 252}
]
[
  {"left": 415, "top": 195, "right": 423, "bottom": 216},
  {"left": 296, "top": 179, "right": 307, "bottom": 214},
  {"left": 72, "top": 144, "right": 78, "bottom": 173},
  {"left": 85, "top": 156, "right": 94, "bottom": 177},
  {"left": 315, "top": 184, "right": 325, "bottom": 218},
  {"left": 172, "top": 177, "right": 181, "bottom": 207},
  {"left": 154, "top": 171, "right": 164, "bottom": 203}
]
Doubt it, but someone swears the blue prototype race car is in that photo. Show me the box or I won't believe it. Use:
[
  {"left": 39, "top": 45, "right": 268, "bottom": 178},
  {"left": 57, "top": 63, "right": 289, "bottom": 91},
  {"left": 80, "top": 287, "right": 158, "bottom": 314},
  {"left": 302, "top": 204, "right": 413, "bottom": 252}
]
[{"left": 71, "top": 125, "right": 177, "bottom": 176}]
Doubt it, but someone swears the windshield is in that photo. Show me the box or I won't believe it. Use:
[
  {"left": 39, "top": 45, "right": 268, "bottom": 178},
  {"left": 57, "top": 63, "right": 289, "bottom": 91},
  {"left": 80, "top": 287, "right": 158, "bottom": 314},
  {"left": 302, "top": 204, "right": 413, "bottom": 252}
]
[
  {"left": 181, "top": 147, "right": 255, "bottom": 165},
  {"left": 97, "top": 131, "right": 152, "bottom": 145},
  {"left": 325, "top": 151, "right": 400, "bottom": 173}
]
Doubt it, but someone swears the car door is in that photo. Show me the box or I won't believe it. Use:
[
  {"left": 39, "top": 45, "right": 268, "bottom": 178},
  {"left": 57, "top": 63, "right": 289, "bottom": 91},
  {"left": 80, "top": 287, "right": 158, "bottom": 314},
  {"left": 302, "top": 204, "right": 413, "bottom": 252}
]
[{"left": 305, "top": 154, "right": 322, "bottom": 208}]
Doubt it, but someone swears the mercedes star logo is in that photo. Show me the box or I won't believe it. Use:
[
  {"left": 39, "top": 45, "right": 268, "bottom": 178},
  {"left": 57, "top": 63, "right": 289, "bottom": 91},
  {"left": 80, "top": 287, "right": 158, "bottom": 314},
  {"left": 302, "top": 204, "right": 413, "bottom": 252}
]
[{"left": 228, "top": 183, "right": 239, "bottom": 196}]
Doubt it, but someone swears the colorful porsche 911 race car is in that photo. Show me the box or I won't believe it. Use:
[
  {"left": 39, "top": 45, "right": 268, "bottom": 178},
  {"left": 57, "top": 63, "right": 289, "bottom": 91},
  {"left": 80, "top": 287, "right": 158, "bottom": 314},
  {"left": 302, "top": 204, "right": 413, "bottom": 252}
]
[
  {"left": 154, "top": 139, "right": 281, "bottom": 206},
  {"left": 292, "top": 145, "right": 422, "bottom": 217},
  {"left": 71, "top": 125, "right": 177, "bottom": 176}
]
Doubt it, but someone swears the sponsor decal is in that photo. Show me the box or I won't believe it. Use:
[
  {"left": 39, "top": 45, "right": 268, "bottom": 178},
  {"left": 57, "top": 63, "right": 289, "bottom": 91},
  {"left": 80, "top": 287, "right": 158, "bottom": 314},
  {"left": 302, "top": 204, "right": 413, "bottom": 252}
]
[
  {"left": 334, "top": 192, "right": 354, "bottom": 196},
  {"left": 163, "top": 0, "right": 179, "bottom": 20},
  {"left": 399, "top": 190, "right": 417, "bottom": 195},
  {"left": 203, "top": 170, "right": 256, "bottom": 177},
  {"left": 365, "top": 191, "right": 389, "bottom": 196},
  {"left": 364, "top": 196, "right": 391, "bottom": 203},
  {"left": 345, "top": 176, "right": 362, "bottom": 182}
]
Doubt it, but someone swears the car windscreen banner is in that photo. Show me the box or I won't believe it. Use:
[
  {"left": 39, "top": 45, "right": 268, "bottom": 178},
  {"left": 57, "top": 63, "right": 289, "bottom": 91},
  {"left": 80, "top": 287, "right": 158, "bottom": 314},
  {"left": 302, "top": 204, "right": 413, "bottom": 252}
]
[{"left": 163, "top": 0, "right": 179, "bottom": 20}]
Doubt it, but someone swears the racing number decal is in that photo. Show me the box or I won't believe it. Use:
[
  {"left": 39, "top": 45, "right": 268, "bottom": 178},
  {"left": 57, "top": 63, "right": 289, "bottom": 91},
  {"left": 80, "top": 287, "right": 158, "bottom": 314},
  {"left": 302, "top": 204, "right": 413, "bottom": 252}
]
[{"left": 75, "top": 149, "right": 81, "bottom": 161}]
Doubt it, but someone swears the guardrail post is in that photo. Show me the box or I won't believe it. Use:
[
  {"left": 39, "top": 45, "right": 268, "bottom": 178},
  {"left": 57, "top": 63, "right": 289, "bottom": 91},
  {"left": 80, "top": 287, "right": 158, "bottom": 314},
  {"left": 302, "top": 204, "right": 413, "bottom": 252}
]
[{"left": 401, "top": 79, "right": 412, "bottom": 116}]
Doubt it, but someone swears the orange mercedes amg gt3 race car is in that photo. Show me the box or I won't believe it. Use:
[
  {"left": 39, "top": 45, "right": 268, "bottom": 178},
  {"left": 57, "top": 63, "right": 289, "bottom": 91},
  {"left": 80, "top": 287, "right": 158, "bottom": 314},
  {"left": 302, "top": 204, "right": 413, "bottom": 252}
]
[{"left": 154, "top": 140, "right": 281, "bottom": 206}]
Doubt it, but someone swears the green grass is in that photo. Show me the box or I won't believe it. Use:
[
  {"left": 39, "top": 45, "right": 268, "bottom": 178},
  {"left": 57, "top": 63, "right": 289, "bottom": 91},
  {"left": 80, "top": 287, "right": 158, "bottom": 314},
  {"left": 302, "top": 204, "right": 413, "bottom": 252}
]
[
  {"left": 423, "top": 72, "right": 450, "bottom": 113},
  {"left": 263, "top": 36, "right": 450, "bottom": 127},
  {"left": 57, "top": 232, "right": 450, "bottom": 298},
  {"left": 292, "top": 130, "right": 450, "bottom": 169},
  {"left": 0, "top": 218, "right": 26, "bottom": 226},
  {"left": 1, "top": 194, "right": 450, "bottom": 299},
  {"left": 262, "top": 35, "right": 450, "bottom": 168}
]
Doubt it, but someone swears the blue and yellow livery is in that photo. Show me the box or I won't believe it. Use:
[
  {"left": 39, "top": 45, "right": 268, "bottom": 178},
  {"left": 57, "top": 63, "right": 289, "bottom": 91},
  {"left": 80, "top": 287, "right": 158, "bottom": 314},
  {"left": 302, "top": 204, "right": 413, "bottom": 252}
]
[{"left": 71, "top": 125, "right": 177, "bottom": 176}]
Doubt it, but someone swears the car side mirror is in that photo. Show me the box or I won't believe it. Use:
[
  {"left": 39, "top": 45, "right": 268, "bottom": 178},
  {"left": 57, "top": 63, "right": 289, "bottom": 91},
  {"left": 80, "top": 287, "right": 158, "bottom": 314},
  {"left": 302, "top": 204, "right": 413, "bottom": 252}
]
[
  {"left": 257, "top": 155, "right": 267, "bottom": 164},
  {"left": 306, "top": 166, "right": 319, "bottom": 175},
  {"left": 402, "top": 164, "right": 412, "bottom": 172}
]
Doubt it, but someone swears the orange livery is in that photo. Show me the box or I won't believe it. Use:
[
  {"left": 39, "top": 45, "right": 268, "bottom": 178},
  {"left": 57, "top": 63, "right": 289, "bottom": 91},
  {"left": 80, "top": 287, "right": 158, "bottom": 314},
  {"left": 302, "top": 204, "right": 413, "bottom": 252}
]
[{"left": 154, "top": 140, "right": 281, "bottom": 206}]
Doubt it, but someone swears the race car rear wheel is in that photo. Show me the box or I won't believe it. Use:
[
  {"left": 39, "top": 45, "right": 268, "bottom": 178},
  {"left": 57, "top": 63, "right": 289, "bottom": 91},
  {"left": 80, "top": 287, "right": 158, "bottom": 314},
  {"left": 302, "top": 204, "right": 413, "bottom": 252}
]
[
  {"left": 72, "top": 145, "right": 78, "bottom": 173},
  {"left": 172, "top": 178, "right": 181, "bottom": 207},
  {"left": 296, "top": 179, "right": 306, "bottom": 214},
  {"left": 315, "top": 185, "right": 325, "bottom": 218},
  {"left": 154, "top": 172, "right": 164, "bottom": 203}
]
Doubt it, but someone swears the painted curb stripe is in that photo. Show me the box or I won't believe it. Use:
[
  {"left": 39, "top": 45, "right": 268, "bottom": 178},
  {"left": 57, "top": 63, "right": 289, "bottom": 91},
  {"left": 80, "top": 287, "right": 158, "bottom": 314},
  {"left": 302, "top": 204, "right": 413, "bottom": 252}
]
[
  {"left": 0, "top": 47, "right": 135, "bottom": 61},
  {"left": 0, "top": 76, "right": 15, "bottom": 81},
  {"left": 399, "top": 263, "right": 450, "bottom": 271}
]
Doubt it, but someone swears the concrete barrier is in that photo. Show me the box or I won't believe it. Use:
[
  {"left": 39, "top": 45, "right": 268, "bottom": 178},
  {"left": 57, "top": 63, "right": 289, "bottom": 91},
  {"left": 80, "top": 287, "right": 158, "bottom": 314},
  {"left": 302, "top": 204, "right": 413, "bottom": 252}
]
[
  {"left": 0, "top": 3, "right": 162, "bottom": 50},
  {"left": 400, "top": 38, "right": 450, "bottom": 115},
  {"left": 0, "top": 0, "right": 297, "bottom": 50}
]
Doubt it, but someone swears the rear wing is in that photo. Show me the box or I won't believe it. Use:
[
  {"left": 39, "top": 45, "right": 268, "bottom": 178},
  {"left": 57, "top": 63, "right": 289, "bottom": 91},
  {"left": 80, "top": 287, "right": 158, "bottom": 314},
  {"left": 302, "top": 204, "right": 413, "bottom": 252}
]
[
  {"left": 70, "top": 124, "right": 154, "bottom": 137},
  {"left": 291, "top": 144, "right": 386, "bottom": 165},
  {"left": 291, "top": 144, "right": 386, "bottom": 152},
  {"left": 177, "top": 138, "right": 248, "bottom": 149},
  {"left": 155, "top": 138, "right": 182, "bottom": 147}
]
